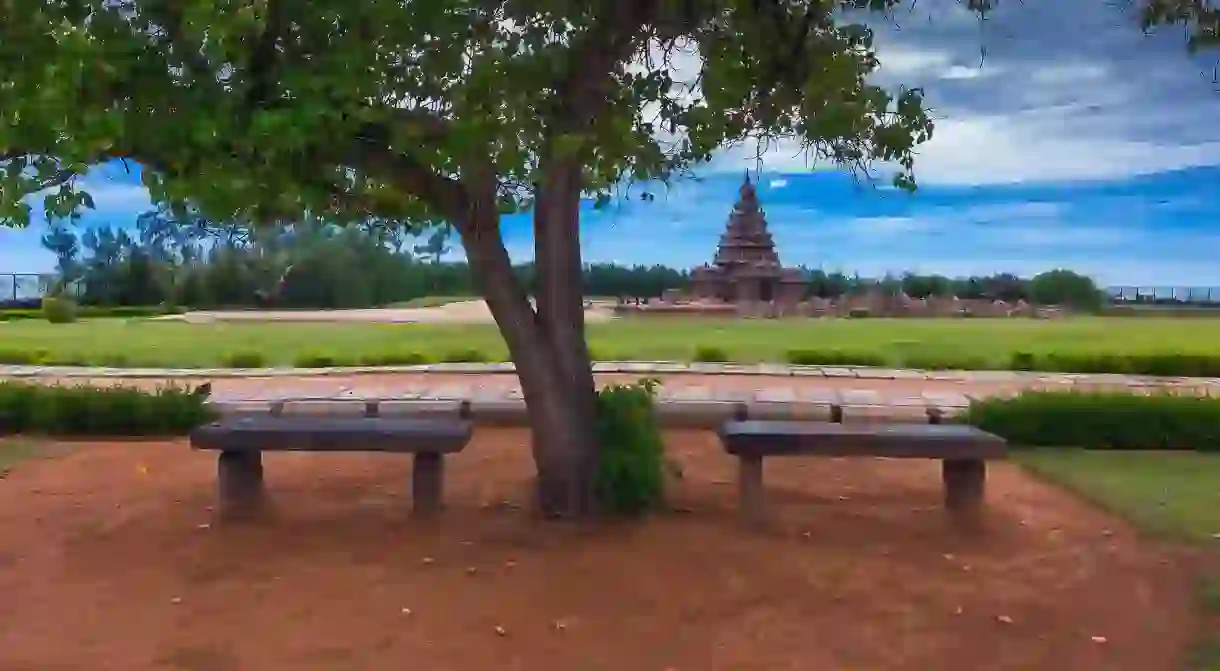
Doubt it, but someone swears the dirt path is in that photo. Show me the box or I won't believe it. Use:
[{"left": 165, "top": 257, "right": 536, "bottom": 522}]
[
  {"left": 0, "top": 430, "right": 1198, "bottom": 670},
  {"left": 163, "top": 300, "right": 618, "bottom": 324}
]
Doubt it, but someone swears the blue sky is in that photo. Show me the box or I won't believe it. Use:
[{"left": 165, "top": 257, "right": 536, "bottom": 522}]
[{"left": 3, "top": 0, "right": 1219, "bottom": 285}]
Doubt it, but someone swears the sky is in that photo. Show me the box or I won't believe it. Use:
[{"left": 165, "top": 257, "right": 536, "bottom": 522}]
[{"left": 2, "top": 0, "right": 1219, "bottom": 287}]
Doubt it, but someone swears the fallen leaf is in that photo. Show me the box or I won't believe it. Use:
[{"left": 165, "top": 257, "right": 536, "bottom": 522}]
[
  {"left": 170, "top": 596, "right": 183, "bottom": 605},
  {"left": 494, "top": 625, "right": 507, "bottom": 636},
  {"left": 466, "top": 567, "right": 478, "bottom": 575},
  {"left": 996, "top": 615, "right": 1014, "bottom": 624},
  {"left": 421, "top": 557, "right": 434, "bottom": 565},
  {"left": 1091, "top": 636, "right": 1107, "bottom": 644},
  {"left": 401, "top": 608, "right": 412, "bottom": 615}
]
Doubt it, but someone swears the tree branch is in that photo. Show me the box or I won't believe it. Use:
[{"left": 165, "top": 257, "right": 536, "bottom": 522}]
[{"left": 552, "top": 0, "right": 665, "bottom": 131}]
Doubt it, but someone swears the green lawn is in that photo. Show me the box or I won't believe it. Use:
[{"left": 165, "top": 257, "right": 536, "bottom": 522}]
[
  {"left": 2, "top": 316, "right": 1220, "bottom": 369},
  {"left": 1015, "top": 450, "right": 1220, "bottom": 669}
]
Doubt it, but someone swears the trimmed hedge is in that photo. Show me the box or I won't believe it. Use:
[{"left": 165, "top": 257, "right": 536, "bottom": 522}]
[
  {"left": 693, "top": 345, "right": 730, "bottom": 362},
  {"left": 0, "top": 381, "right": 214, "bottom": 437},
  {"left": 966, "top": 391, "right": 1220, "bottom": 451},
  {"left": 785, "top": 348, "right": 888, "bottom": 367},
  {"left": 0, "top": 305, "right": 177, "bottom": 321}
]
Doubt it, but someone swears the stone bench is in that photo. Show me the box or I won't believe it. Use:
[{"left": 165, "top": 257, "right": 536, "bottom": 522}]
[
  {"left": 717, "top": 417, "right": 1006, "bottom": 525},
  {"left": 190, "top": 415, "right": 473, "bottom": 518}
]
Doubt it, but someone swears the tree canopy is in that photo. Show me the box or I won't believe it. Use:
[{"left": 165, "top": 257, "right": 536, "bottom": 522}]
[{"left": 1, "top": 0, "right": 944, "bottom": 229}]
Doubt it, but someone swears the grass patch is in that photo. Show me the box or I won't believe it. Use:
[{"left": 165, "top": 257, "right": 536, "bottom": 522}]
[
  {"left": 1014, "top": 450, "right": 1220, "bottom": 669},
  {"left": 4, "top": 316, "right": 1220, "bottom": 371},
  {"left": 1014, "top": 450, "right": 1220, "bottom": 543}
]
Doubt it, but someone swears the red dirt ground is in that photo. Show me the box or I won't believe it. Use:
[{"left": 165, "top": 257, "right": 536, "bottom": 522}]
[{"left": 0, "top": 430, "right": 1200, "bottom": 671}]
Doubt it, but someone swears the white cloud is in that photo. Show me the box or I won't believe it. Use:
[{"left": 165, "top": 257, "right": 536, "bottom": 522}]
[
  {"left": 769, "top": 178, "right": 788, "bottom": 189},
  {"left": 914, "top": 114, "right": 1220, "bottom": 184},
  {"left": 698, "top": 0, "right": 1220, "bottom": 186},
  {"left": 78, "top": 181, "right": 152, "bottom": 213}
]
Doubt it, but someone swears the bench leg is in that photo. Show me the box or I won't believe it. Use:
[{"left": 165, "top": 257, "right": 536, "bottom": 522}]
[
  {"left": 412, "top": 452, "right": 444, "bottom": 515},
  {"left": 738, "top": 455, "right": 765, "bottom": 525},
  {"left": 217, "top": 450, "right": 265, "bottom": 519},
  {"left": 942, "top": 459, "right": 985, "bottom": 513}
]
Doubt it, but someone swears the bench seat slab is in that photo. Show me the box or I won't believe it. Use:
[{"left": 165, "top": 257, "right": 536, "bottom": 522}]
[
  {"left": 719, "top": 420, "right": 1006, "bottom": 460},
  {"left": 191, "top": 416, "right": 473, "bottom": 454}
]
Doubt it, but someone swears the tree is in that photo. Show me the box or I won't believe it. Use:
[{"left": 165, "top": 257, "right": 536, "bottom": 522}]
[
  {"left": 39, "top": 225, "right": 82, "bottom": 293},
  {"left": 1029, "top": 269, "right": 1103, "bottom": 312},
  {"left": 1, "top": 0, "right": 1204, "bottom": 517}
]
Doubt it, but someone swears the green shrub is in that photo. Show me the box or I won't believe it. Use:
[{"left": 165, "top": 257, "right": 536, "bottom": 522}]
[
  {"left": 222, "top": 351, "right": 269, "bottom": 368},
  {"left": 966, "top": 391, "right": 1220, "bottom": 451},
  {"left": 440, "top": 348, "right": 490, "bottom": 363},
  {"left": 40, "top": 353, "right": 89, "bottom": 367},
  {"left": 1010, "top": 351, "right": 1036, "bottom": 371},
  {"left": 0, "top": 382, "right": 39, "bottom": 434},
  {"left": 0, "top": 381, "right": 213, "bottom": 436},
  {"left": 901, "top": 352, "right": 992, "bottom": 371},
  {"left": 594, "top": 377, "right": 665, "bottom": 514},
  {"left": 358, "top": 351, "right": 430, "bottom": 366},
  {"left": 98, "top": 352, "right": 131, "bottom": 368},
  {"left": 785, "top": 348, "right": 888, "bottom": 367},
  {"left": 1040, "top": 353, "right": 1133, "bottom": 374},
  {"left": 77, "top": 305, "right": 166, "bottom": 319},
  {"left": 1126, "top": 353, "right": 1220, "bottom": 378},
  {"left": 0, "top": 349, "right": 39, "bottom": 365},
  {"left": 847, "top": 308, "right": 871, "bottom": 318},
  {"left": 42, "top": 297, "right": 78, "bottom": 324},
  {"left": 293, "top": 352, "right": 348, "bottom": 368},
  {"left": 692, "top": 344, "right": 730, "bottom": 362}
]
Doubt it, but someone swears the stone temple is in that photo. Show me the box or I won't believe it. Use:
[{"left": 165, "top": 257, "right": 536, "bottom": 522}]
[{"left": 688, "top": 173, "right": 807, "bottom": 305}]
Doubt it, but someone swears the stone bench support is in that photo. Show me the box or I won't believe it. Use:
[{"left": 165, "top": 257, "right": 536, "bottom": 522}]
[
  {"left": 192, "top": 416, "right": 473, "bottom": 520},
  {"left": 720, "top": 416, "right": 1006, "bottom": 526}
]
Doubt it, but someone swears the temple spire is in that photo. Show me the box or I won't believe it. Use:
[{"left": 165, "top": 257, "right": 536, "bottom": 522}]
[{"left": 739, "top": 170, "right": 757, "bottom": 203}]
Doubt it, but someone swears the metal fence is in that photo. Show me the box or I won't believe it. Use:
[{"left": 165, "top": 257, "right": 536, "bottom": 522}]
[
  {"left": 0, "top": 273, "right": 48, "bottom": 303},
  {"left": 1106, "top": 286, "right": 1220, "bottom": 305}
]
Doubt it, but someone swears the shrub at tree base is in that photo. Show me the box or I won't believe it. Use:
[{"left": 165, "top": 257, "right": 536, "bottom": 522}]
[
  {"left": 966, "top": 391, "right": 1220, "bottom": 452},
  {"left": 594, "top": 378, "right": 666, "bottom": 515},
  {"left": 41, "top": 298, "right": 78, "bottom": 324},
  {"left": 0, "top": 381, "right": 215, "bottom": 437}
]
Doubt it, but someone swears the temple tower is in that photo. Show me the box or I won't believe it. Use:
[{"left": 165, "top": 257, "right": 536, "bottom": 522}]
[{"left": 690, "top": 172, "right": 805, "bottom": 305}]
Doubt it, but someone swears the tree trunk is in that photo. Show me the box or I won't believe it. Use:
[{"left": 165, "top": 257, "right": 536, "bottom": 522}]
[
  {"left": 532, "top": 160, "right": 600, "bottom": 515},
  {"left": 456, "top": 182, "right": 600, "bottom": 518}
]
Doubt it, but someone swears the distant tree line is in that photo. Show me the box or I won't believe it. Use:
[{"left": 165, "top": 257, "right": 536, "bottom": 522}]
[{"left": 35, "top": 209, "right": 1102, "bottom": 311}]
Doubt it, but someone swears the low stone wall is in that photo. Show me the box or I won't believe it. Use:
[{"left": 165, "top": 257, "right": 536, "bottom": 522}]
[{"left": 205, "top": 393, "right": 949, "bottom": 428}]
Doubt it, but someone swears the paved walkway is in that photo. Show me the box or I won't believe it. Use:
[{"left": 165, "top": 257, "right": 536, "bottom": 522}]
[{"left": 3, "top": 362, "right": 1215, "bottom": 424}]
